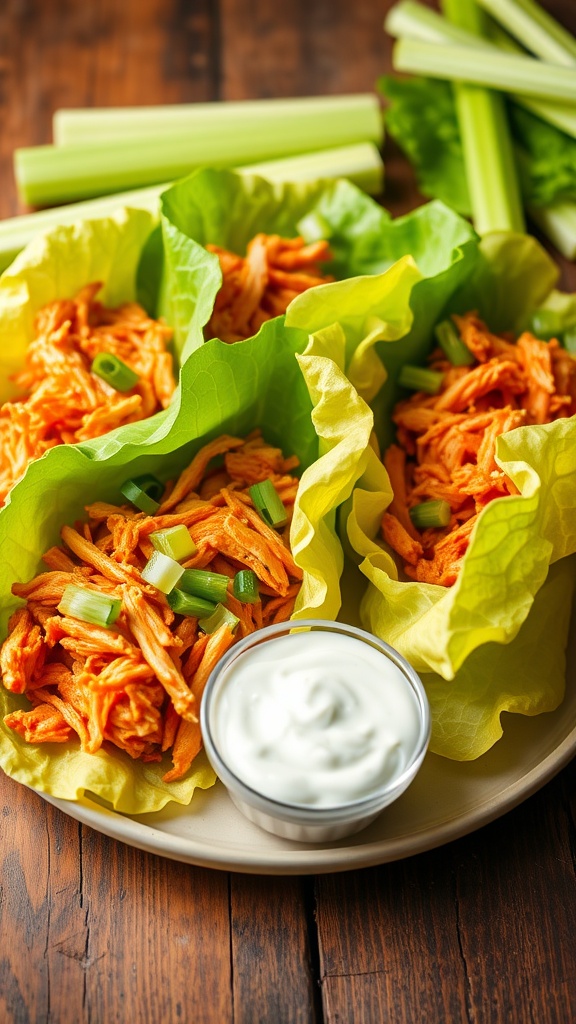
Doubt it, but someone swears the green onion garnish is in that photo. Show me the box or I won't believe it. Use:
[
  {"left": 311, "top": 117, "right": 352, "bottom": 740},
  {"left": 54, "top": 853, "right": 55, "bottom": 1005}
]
[
  {"left": 167, "top": 589, "right": 217, "bottom": 618},
  {"left": 295, "top": 211, "right": 332, "bottom": 244},
  {"left": 58, "top": 584, "right": 121, "bottom": 627},
  {"left": 562, "top": 323, "right": 576, "bottom": 353},
  {"left": 91, "top": 352, "right": 140, "bottom": 392},
  {"left": 409, "top": 500, "right": 451, "bottom": 530},
  {"left": 233, "top": 570, "right": 259, "bottom": 604},
  {"left": 120, "top": 474, "right": 164, "bottom": 514},
  {"left": 528, "top": 309, "right": 563, "bottom": 340},
  {"left": 249, "top": 479, "right": 288, "bottom": 529},
  {"left": 150, "top": 524, "right": 197, "bottom": 562},
  {"left": 434, "top": 319, "right": 474, "bottom": 366},
  {"left": 141, "top": 550, "right": 184, "bottom": 594},
  {"left": 198, "top": 604, "right": 240, "bottom": 635},
  {"left": 398, "top": 365, "right": 444, "bottom": 394},
  {"left": 179, "top": 568, "right": 229, "bottom": 604}
]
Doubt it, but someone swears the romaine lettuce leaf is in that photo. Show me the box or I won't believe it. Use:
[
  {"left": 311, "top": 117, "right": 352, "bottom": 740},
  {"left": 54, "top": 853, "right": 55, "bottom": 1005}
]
[{"left": 0, "top": 320, "right": 374, "bottom": 812}]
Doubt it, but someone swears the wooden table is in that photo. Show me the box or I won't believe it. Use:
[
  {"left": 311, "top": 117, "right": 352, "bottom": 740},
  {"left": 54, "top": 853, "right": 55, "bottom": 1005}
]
[{"left": 1, "top": 2, "right": 576, "bottom": 1021}]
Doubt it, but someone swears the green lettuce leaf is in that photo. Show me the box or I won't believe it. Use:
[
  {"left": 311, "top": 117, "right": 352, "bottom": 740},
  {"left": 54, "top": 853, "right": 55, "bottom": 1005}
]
[
  {"left": 340, "top": 232, "right": 576, "bottom": 758},
  {"left": 0, "top": 208, "right": 156, "bottom": 402},
  {"left": 0, "top": 319, "right": 374, "bottom": 812},
  {"left": 379, "top": 75, "right": 576, "bottom": 212}
]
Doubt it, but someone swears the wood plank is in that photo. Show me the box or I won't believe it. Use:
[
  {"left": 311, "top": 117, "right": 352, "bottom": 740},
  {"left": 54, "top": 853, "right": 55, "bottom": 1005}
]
[
  {"left": 230, "top": 874, "right": 319, "bottom": 1024},
  {"left": 316, "top": 761, "right": 576, "bottom": 1023},
  {"left": 218, "top": 0, "right": 386, "bottom": 99}
]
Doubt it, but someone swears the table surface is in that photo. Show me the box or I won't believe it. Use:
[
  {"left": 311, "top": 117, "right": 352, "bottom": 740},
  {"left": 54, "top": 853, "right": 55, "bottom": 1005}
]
[{"left": 2, "top": 1, "right": 576, "bottom": 1021}]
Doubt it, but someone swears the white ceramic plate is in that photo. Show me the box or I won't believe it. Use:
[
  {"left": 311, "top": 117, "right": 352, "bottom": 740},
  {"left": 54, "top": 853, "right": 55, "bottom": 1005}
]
[{"left": 41, "top": 606, "right": 576, "bottom": 875}]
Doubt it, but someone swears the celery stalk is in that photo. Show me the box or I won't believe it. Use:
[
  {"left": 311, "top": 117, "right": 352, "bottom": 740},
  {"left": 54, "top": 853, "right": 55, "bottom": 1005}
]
[
  {"left": 393, "top": 39, "right": 576, "bottom": 103},
  {"left": 528, "top": 201, "right": 576, "bottom": 261},
  {"left": 476, "top": 0, "right": 576, "bottom": 67},
  {"left": 15, "top": 95, "right": 383, "bottom": 206},
  {"left": 385, "top": 0, "right": 576, "bottom": 139},
  {"left": 441, "top": 0, "right": 524, "bottom": 235},
  {"left": 53, "top": 94, "right": 382, "bottom": 146},
  {"left": 0, "top": 143, "right": 383, "bottom": 274}
]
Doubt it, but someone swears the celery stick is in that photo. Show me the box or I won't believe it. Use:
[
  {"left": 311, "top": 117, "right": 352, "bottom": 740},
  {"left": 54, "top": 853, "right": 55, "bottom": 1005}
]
[
  {"left": 528, "top": 200, "right": 576, "bottom": 260},
  {"left": 0, "top": 143, "right": 383, "bottom": 273},
  {"left": 476, "top": 0, "right": 576, "bottom": 67},
  {"left": 393, "top": 38, "right": 576, "bottom": 102},
  {"left": 441, "top": 0, "right": 524, "bottom": 235},
  {"left": 53, "top": 94, "right": 382, "bottom": 146},
  {"left": 385, "top": 0, "right": 576, "bottom": 139}
]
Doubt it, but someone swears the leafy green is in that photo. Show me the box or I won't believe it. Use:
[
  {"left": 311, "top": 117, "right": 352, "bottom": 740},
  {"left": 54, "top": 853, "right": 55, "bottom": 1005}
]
[
  {"left": 379, "top": 74, "right": 576, "bottom": 212},
  {"left": 332, "top": 232, "right": 576, "bottom": 758},
  {"left": 0, "top": 318, "right": 374, "bottom": 812}
]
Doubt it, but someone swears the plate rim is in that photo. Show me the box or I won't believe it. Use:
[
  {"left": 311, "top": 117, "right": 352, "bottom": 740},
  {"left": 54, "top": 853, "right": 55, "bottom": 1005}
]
[{"left": 38, "top": 715, "right": 576, "bottom": 875}]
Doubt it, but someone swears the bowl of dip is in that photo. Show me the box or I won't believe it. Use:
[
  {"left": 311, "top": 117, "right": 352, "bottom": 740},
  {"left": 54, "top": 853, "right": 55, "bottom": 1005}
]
[{"left": 200, "top": 620, "right": 431, "bottom": 843}]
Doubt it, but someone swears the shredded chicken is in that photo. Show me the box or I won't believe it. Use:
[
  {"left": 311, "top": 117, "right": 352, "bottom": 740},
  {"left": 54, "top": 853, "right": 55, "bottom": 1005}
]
[
  {"left": 382, "top": 312, "right": 576, "bottom": 586},
  {"left": 205, "top": 233, "right": 333, "bottom": 343},
  {"left": 0, "top": 283, "right": 175, "bottom": 506},
  {"left": 1, "top": 432, "right": 302, "bottom": 781}
]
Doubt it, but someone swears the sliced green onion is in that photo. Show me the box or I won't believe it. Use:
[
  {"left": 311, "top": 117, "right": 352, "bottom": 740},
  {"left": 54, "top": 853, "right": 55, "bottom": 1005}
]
[
  {"left": 398, "top": 365, "right": 443, "bottom": 394},
  {"left": 249, "top": 479, "right": 288, "bottom": 529},
  {"left": 434, "top": 319, "right": 474, "bottom": 366},
  {"left": 393, "top": 38, "right": 576, "bottom": 104},
  {"left": 167, "top": 589, "right": 217, "bottom": 618},
  {"left": 475, "top": 0, "right": 576, "bottom": 68},
  {"left": 141, "top": 550, "right": 184, "bottom": 594},
  {"left": 561, "top": 324, "right": 576, "bottom": 354},
  {"left": 527, "top": 309, "right": 563, "bottom": 340},
  {"left": 58, "top": 584, "right": 121, "bottom": 627},
  {"left": 179, "top": 568, "right": 230, "bottom": 604},
  {"left": 150, "top": 524, "right": 196, "bottom": 562},
  {"left": 233, "top": 570, "right": 260, "bottom": 604},
  {"left": 91, "top": 352, "right": 139, "bottom": 392},
  {"left": 120, "top": 474, "right": 164, "bottom": 514},
  {"left": 296, "top": 212, "right": 332, "bottom": 244},
  {"left": 198, "top": 604, "right": 240, "bottom": 635},
  {"left": 409, "top": 500, "right": 451, "bottom": 529}
]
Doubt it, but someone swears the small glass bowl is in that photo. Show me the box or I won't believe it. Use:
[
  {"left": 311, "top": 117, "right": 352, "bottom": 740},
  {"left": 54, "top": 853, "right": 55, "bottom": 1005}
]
[{"left": 200, "top": 620, "right": 431, "bottom": 843}]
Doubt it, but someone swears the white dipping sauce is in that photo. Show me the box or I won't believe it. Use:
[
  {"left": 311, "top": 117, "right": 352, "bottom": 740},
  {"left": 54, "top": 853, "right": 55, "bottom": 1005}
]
[{"left": 210, "top": 631, "right": 422, "bottom": 808}]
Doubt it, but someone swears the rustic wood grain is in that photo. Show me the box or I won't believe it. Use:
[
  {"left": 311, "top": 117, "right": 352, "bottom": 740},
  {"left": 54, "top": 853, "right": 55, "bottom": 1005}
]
[{"left": 1, "top": 1, "right": 576, "bottom": 1023}]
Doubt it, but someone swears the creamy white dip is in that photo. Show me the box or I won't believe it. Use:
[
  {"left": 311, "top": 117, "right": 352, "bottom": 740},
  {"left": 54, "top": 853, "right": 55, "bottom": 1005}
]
[{"left": 210, "top": 630, "right": 422, "bottom": 808}]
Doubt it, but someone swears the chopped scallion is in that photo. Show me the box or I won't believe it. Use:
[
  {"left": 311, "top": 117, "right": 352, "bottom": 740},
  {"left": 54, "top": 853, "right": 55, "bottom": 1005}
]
[
  {"left": 398, "top": 365, "right": 443, "bottom": 394},
  {"left": 233, "top": 570, "right": 260, "bottom": 604},
  {"left": 198, "top": 604, "right": 240, "bottom": 635},
  {"left": 150, "top": 524, "right": 197, "bottom": 562},
  {"left": 167, "top": 589, "right": 217, "bottom": 618},
  {"left": 141, "top": 550, "right": 184, "bottom": 594},
  {"left": 295, "top": 211, "right": 332, "bottom": 244},
  {"left": 249, "top": 479, "right": 288, "bottom": 529},
  {"left": 434, "top": 319, "right": 474, "bottom": 366},
  {"left": 91, "top": 352, "right": 139, "bottom": 392},
  {"left": 179, "top": 568, "right": 230, "bottom": 604},
  {"left": 528, "top": 309, "right": 563, "bottom": 340},
  {"left": 120, "top": 474, "right": 164, "bottom": 514},
  {"left": 58, "top": 584, "right": 121, "bottom": 627},
  {"left": 409, "top": 500, "right": 451, "bottom": 529}
]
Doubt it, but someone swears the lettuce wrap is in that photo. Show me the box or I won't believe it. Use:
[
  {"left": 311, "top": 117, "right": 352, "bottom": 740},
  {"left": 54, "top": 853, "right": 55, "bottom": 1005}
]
[
  {"left": 137, "top": 167, "right": 480, "bottom": 361},
  {"left": 0, "top": 316, "right": 375, "bottom": 812},
  {"left": 289, "top": 231, "right": 576, "bottom": 759}
]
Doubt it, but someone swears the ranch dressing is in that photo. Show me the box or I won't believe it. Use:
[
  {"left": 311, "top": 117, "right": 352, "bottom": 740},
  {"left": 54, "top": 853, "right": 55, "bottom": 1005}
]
[{"left": 210, "top": 630, "right": 422, "bottom": 808}]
